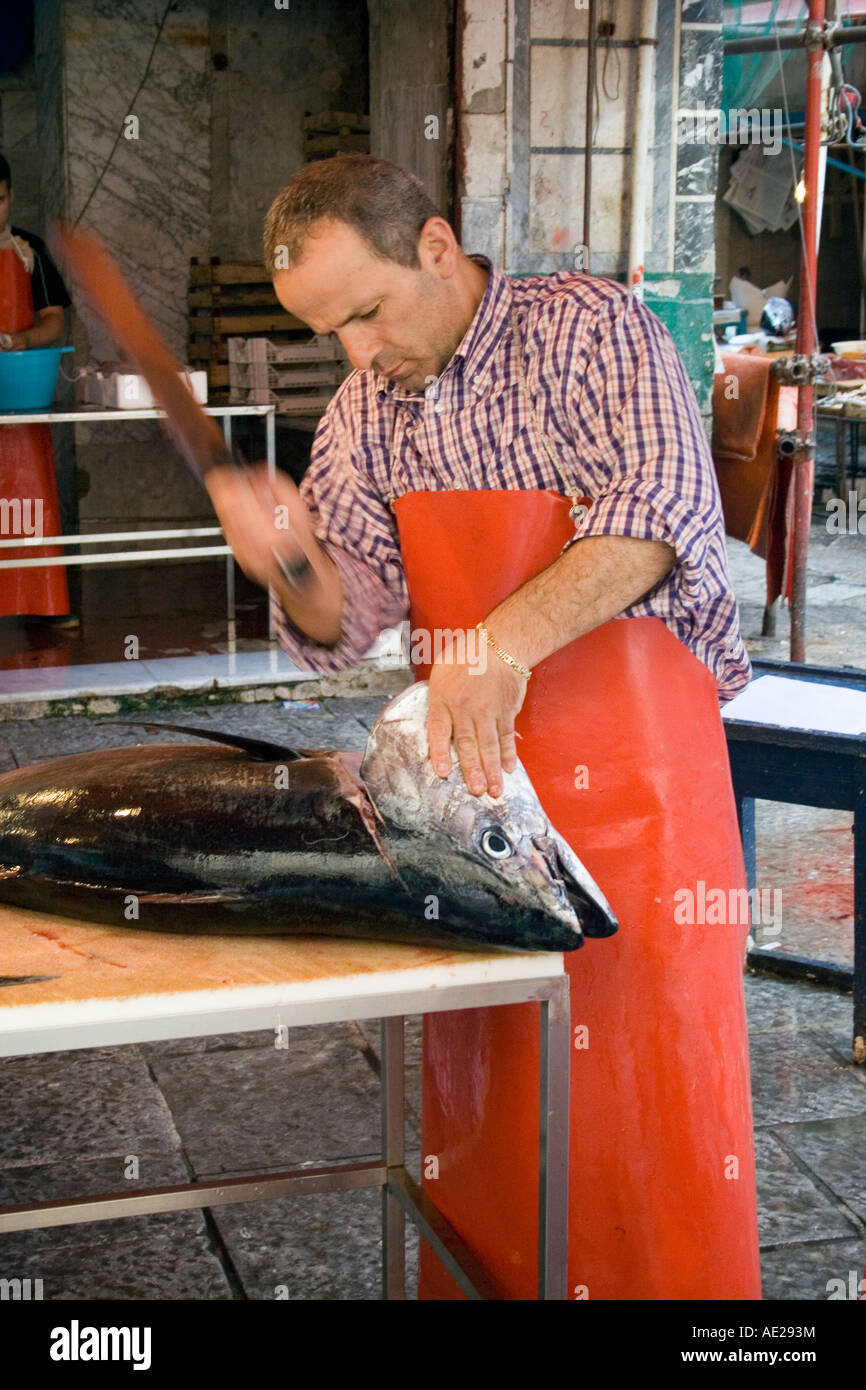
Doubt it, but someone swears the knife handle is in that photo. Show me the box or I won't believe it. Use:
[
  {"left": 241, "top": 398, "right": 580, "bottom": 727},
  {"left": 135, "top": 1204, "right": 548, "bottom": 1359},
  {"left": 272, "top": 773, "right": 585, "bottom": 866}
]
[{"left": 271, "top": 546, "right": 314, "bottom": 592}]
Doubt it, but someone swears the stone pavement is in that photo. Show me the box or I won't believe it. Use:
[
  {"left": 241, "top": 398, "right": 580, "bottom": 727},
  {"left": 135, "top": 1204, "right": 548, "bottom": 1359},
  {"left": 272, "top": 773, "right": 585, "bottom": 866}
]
[{"left": 0, "top": 684, "right": 863, "bottom": 1301}]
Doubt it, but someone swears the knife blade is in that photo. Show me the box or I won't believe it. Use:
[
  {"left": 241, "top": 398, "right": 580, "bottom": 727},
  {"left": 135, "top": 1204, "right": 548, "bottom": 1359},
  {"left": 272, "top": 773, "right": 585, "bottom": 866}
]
[{"left": 49, "top": 223, "right": 313, "bottom": 590}]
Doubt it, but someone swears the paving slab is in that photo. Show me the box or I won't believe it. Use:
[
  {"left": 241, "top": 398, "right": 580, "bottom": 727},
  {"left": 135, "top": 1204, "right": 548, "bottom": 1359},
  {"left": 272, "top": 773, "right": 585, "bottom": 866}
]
[
  {"left": 0, "top": 705, "right": 373, "bottom": 767},
  {"left": 751, "top": 802, "right": 854, "bottom": 966},
  {"left": 759, "top": 1237, "right": 866, "bottom": 1301},
  {"left": 0, "top": 1047, "right": 179, "bottom": 1167},
  {"left": 748, "top": 1031, "right": 866, "bottom": 1126},
  {"left": 744, "top": 974, "right": 854, "bottom": 1035},
  {"left": 753, "top": 1129, "right": 859, "bottom": 1248},
  {"left": 212, "top": 1178, "right": 420, "bottom": 1301},
  {"left": 1, "top": 716, "right": 207, "bottom": 766},
  {"left": 200, "top": 702, "right": 371, "bottom": 752},
  {"left": 0, "top": 1152, "right": 200, "bottom": 1257},
  {"left": 775, "top": 1115, "right": 866, "bottom": 1227},
  {"left": 149, "top": 1023, "right": 382, "bottom": 1176},
  {"left": 321, "top": 695, "right": 391, "bottom": 730},
  {"left": 814, "top": 1023, "right": 866, "bottom": 1075},
  {"left": 0, "top": 1220, "right": 234, "bottom": 1300}
]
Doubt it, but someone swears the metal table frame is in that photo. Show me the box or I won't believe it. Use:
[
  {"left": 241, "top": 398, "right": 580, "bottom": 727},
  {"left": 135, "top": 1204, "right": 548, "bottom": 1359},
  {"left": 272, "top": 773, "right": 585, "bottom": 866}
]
[
  {"left": 724, "top": 657, "right": 866, "bottom": 1064},
  {"left": 816, "top": 405, "right": 863, "bottom": 500},
  {"left": 0, "top": 404, "right": 277, "bottom": 648},
  {"left": 0, "top": 965, "right": 571, "bottom": 1300}
]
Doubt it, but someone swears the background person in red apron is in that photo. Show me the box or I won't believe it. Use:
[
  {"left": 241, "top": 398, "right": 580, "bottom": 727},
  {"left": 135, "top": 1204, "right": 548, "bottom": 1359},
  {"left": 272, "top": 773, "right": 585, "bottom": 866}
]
[
  {"left": 203, "top": 154, "right": 761, "bottom": 1299},
  {"left": 0, "top": 152, "right": 75, "bottom": 629}
]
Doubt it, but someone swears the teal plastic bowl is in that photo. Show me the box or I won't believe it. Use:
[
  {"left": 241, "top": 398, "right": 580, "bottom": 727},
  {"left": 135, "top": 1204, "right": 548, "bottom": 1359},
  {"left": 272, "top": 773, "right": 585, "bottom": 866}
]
[{"left": 0, "top": 345, "right": 73, "bottom": 412}]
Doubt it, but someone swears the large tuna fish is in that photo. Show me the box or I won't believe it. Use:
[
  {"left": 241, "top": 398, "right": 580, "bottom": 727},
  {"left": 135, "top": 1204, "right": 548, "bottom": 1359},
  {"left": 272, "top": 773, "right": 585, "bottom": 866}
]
[{"left": 0, "top": 683, "right": 617, "bottom": 952}]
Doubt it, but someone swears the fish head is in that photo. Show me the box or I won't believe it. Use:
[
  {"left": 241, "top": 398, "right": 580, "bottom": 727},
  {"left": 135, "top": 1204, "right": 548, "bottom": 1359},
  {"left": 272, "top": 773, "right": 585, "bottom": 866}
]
[{"left": 360, "top": 682, "right": 618, "bottom": 950}]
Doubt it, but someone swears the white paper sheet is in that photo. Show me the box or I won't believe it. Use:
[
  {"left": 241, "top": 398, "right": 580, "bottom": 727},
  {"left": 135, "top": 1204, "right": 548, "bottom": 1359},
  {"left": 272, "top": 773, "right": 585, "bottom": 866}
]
[{"left": 722, "top": 675, "right": 866, "bottom": 737}]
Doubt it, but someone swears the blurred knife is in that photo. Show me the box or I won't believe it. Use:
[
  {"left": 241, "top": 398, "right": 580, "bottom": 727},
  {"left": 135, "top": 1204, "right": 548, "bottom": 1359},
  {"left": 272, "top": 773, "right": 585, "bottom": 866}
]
[{"left": 49, "top": 223, "right": 312, "bottom": 590}]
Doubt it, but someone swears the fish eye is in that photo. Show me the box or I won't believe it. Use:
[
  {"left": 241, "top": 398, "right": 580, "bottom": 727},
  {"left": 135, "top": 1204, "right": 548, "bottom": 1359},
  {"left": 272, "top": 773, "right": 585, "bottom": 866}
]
[{"left": 480, "top": 826, "right": 513, "bottom": 860}]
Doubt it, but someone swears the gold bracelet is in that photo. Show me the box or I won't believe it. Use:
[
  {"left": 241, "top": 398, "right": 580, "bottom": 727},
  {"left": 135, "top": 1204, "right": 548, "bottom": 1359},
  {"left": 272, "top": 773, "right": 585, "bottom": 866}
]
[{"left": 476, "top": 622, "right": 532, "bottom": 680}]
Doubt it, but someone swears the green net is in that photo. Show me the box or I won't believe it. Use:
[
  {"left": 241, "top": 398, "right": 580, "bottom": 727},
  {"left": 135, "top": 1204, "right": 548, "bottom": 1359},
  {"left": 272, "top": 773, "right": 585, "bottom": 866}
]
[
  {"left": 723, "top": 1, "right": 806, "bottom": 110},
  {"left": 723, "top": 2, "right": 864, "bottom": 110}
]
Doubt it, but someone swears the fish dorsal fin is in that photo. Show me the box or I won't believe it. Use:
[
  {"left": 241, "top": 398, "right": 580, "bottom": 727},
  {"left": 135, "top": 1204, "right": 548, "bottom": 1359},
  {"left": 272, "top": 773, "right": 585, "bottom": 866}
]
[{"left": 103, "top": 721, "right": 304, "bottom": 762}]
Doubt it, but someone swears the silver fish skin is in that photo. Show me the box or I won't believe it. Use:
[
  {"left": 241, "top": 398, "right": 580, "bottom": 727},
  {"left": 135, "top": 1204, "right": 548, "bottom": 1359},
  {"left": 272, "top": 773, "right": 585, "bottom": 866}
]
[
  {"left": 362, "top": 682, "right": 618, "bottom": 946},
  {"left": 0, "top": 683, "right": 617, "bottom": 952}
]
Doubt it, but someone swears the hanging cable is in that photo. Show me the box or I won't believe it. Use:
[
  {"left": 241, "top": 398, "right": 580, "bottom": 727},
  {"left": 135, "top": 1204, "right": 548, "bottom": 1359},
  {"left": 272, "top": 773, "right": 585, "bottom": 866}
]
[
  {"left": 73, "top": 0, "right": 176, "bottom": 228},
  {"left": 601, "top": 0, "right": 621, "bottom": 102}
]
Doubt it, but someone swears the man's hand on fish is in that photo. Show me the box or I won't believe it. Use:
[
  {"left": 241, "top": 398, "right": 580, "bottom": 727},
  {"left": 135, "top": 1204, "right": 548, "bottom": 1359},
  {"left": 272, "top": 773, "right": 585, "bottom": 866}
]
[
  {"left": 429, "top": 534, "right": 676, "bottom": 797},
  {"left": 204, "top": 462, "right": 344, "bottom": 646},
  {"left": 428, "top": 646, "right": 527, "bottom": 799}
]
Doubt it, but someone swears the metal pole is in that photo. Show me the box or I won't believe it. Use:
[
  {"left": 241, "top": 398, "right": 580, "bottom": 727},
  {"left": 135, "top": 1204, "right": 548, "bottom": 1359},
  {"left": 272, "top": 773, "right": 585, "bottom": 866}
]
[
  {"left": 537, "top": 978, "right": 570, "bottom": 1300},
  {"left": 381, "top": 1016, "right": 406, "bottom": 1299},
  {"left": 266, "top": 406, "right": 277, "bottom": 643},
  {"left": 627, "top": 0, "right": 658, "bottom": 298},
  {"left": 724, "top": 23, "right": 866, "bottom": 56},
  {"left": 222, "top": 414, "right": 238, "bottom": 654},
  {"left": 791, "top": 0, "right": 826, "bottom": 664},
  {"left": 583, "top": 0, "right": 597, "bottom": 264}
]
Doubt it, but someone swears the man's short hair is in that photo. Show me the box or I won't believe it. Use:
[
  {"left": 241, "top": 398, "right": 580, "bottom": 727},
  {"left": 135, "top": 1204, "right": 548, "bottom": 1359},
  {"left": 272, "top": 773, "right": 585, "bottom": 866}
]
[
  {"left": 0, "top": 154, "right": 11, "bottom": 188},
  {"left": 263, "top": 154, "right": 441, "bottom": 275}
]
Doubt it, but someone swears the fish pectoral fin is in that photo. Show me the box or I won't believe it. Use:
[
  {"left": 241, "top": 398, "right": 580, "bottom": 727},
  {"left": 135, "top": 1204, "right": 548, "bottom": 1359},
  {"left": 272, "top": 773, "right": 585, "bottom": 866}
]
[{"left": 103, "top": 721, "right": 304, "bottom": 762}]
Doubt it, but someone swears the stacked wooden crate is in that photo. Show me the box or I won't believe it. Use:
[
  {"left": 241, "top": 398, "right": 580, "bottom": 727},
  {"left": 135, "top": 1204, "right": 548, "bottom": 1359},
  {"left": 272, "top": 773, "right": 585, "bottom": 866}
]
[
  {"left": 188, "top": 258, "right": 309, "bottom": 402},
  {"left": 303, "top": 110, "right": 370, "bottom": 163},
  {"left": 228, "top": 335, "right": 353, "bottom": 430}
]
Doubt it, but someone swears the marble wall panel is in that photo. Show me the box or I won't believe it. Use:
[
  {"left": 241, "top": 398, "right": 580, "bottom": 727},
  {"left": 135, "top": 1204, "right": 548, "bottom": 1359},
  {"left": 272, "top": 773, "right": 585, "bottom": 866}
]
[
  {"left": 529, "top": 151, "right": 654, "bottom": 260},
  {"left": 460, "top": 195, "right": 505, "bottom": 263},
  {"left": 531, "top": 42, "right": 637, "bottom": 152},
  {"left": 531, "top": 0, "right": 642, "bottom": 43}
]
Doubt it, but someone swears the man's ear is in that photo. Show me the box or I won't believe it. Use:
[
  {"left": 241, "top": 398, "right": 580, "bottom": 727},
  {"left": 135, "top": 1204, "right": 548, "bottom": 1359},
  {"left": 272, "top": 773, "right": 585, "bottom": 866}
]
[{"left": 418, "top": 217, "right": 457, "bottom": 278}]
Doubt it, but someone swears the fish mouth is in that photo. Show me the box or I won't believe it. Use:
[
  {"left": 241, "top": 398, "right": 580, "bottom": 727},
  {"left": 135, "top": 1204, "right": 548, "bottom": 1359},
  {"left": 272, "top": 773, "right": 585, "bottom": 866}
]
[{"left": 531, "top": 834, "right": 618, "bottom": 938}]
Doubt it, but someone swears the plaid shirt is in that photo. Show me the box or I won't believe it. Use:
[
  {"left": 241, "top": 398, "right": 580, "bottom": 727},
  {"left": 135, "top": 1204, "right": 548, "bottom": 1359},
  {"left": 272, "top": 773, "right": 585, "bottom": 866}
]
[{"left": 274, "top": 256, "right": 751, "bottom": 703}]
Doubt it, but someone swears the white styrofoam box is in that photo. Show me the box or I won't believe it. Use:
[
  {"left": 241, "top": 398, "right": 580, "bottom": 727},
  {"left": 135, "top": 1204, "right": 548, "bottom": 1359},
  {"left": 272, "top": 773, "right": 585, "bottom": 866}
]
[
  {"left": 228, "top": 361, "right": 345, "bottom": 390},
  {"left": 99, "top": 369, "right": 208, "bottom": 410},
  {"left": 228, "top": 335, "right": 346, "bottom": 365},
  {"left": 72, "top": 368, "right": 104, "bottom": 406}
]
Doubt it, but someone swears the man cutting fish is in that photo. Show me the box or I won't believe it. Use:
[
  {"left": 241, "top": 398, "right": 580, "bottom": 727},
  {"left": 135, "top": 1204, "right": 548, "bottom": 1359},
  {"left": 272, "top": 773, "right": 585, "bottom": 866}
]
[
  {"left": 204, "top": 154, "right": 762, "bottom": 1301},
  {"left": 205, "top": 155, "right": 750, "bottom": 792}
]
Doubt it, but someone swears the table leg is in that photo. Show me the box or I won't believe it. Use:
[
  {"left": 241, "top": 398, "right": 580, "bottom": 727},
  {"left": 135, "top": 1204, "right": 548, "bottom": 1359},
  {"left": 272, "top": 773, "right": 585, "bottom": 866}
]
[
  {"left": 266, "top": 409, "right": 277, "bottom": 644},
  {"left": 381, "top": 1016, "right": 406, "bottom": 1298},
  {"left": 221, "top": 416, "right": 238, "bottom": 653},
  {"left": 854, "top": 810, "right": 865, "bottom": 1064},
  {"left": 737, "top": 796, "right": 757, "bottom": 898},
  {"left": 836, "top": 417, "right": 847, "bottom": 501},
  {"left": 538, "top": 976, "right": 570, "bottom": 1300}
]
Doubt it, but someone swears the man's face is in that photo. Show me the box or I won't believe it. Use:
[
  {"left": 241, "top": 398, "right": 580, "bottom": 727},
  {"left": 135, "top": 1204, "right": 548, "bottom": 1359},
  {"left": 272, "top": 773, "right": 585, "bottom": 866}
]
[
  {"left": 272, "top": 217, "right": 465, "bottom": 393},
  {"left": 0, "top": 182, "right": 11, "bottom": 234}
]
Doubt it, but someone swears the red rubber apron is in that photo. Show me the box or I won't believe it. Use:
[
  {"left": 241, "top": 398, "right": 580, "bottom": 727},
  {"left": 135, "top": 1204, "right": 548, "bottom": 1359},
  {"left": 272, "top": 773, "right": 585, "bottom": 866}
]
[
  {"left": 391, "top": 321, "right": 761, "bottom": 1300},
  {"left": 0, "top": 245, "right": 69, "bottom": 618}
]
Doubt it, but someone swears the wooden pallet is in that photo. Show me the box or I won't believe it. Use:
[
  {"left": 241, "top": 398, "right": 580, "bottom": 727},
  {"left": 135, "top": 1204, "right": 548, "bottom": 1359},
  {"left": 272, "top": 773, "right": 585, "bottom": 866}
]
[
  {"left": 188, "top": 257, "right": 315, "bottom": 399},
  {"left": 303, "top": 109, "right": 370, "bottom": 163}
]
